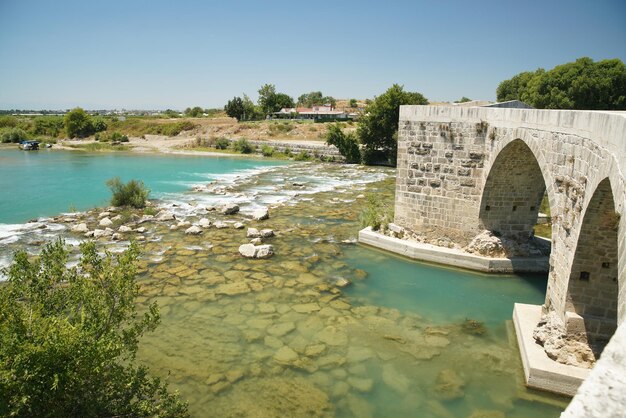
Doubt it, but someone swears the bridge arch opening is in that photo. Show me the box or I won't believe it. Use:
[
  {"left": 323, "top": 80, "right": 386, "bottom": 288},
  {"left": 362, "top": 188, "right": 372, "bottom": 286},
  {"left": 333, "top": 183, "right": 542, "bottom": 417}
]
[
  {"left": 478, "top": 139, "right": 549, "bottom": 250},
  {"left": 565, "top": 178, "right": 618, "bottom": 352}
]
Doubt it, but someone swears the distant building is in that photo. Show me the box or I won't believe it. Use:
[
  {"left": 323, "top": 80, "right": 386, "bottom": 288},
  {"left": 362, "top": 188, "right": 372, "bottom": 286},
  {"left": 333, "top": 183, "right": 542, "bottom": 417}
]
[{"left": 273, "top": 104, "right": 356, "bottom": 121}]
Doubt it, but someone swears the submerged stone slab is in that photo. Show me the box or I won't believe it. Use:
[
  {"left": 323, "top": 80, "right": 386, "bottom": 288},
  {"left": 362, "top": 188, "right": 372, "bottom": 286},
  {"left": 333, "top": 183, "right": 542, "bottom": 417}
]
[
  {"left": 513, "top": 303, "right": 589, "bottom": 396},
  {"left": 359, "top": 227, "right": 549, "bottom": 274}
]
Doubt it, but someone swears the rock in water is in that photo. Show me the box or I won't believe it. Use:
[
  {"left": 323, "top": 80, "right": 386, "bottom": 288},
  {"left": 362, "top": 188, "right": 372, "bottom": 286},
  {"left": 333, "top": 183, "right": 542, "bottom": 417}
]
[
  {"left": 221, "top": 203, "right": 239, "bottom": 215},
  {"left": 247, "top": 228, "right": 261, "bottom": 238},
  {"left": 260, "top": 229, "right": 274, "bottom": 238},
  {"left": 155, "top": 210, "right": 175, "bottom": 221},
  {"left": 198, "top": 218, "right": 212, "bottom": 228},
  {"left": 71, "top": 223, "right": 88, "bottom": 233},
  {"left": 239, "top": 244, "right": 274, "bottom": 259},
  {"left": 99, "top": 217, "right": 113, "bottom": 227},
  {"left": 185, "top": 225, "right": 203, "bottom": 235},
  {"left": 118, "top": 225, "right": 133, "bottom": 233},
  {"left": 239, "top": 244, "right": 257, "bottom": 258},
  {"left": 252, "top": 207, "right": 270, "bottom": 220},
  {"left": 233, "top": 222, "right": 245, "bottom": 229}
]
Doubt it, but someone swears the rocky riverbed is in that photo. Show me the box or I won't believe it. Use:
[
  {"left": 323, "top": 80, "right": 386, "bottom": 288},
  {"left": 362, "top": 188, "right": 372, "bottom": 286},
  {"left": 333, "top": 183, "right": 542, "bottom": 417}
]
[{"left": 0, "top": 162, "right": 568, "bottom": 417}]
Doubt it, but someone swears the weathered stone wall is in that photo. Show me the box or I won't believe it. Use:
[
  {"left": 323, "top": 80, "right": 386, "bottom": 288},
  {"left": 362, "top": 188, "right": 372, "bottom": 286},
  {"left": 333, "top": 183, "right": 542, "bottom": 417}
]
[
  {"left": 562, "top": 321, "right": 626, "bottom": 418},
  {"left": 395, "top": 106, "right": 626, "bottom": 339},
  {"left": 229, "top": 138, "right": 345, "bottom": 161}
]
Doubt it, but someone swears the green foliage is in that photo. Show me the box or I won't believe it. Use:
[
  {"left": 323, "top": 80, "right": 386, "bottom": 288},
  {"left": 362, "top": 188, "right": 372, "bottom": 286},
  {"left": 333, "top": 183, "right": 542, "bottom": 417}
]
[
  {"left": 496, "top": 57, "right": 626, "bottom": 109},
  {"left": 64, "top": 108, "right": 95, "bottom": 138},
  {"left": 162, "top": 109, "right": 180, "bottom": 118},
  {"left": 108, "top": 118, "right": 196, "bottom": 137},
  {"left": 0, "top": 127, "right": 30, "bottom": 143},
  {"left": 261, "top": 144, "right": 275, "bottom": 157},
  {"left": 184, "top": 106, "right": 204, "bottom": 117},
  {"left": 107, "top": 177, "right": 150, "bottom": 208},
  {"left": 297, "top": 91, "right": 336, "bottom": 108},
  {"left": 359, "top": 194, "right": 394, "bottom": 231},
  {"left": 325, "top": 124, "right": 361, "bottom": 163},
  {"left": 96, "top": 131, "right": 129, "bottom": 143},
  {"left": 0, "top": 115, "right": 18, "bottom": 128},
  {"left": 357, "top": 84, "right": 428, "bottom": 165},
  {"left": 349, "top": 98, "right": 358, "bottom": 108},
  {"left": 215, "top": 137, "right": 230, "bottom": 149},
  {"left": 455, "top": 97, "right": 472, "bottom": 103},
  {"left": 231, "top": 138, "right": 253, "bottom": 154},
  {"left": 224, "top": 96, "right": 245, "bottom": 121},
  {"left": 0, "top": 240, "right": 188, "bottom": 417},
  {"left": 257, "top": 84, "right": 294, "bottom": 116},
  {"left": 33, "top": 116, "right": 64, "bottom": 137},
  {"left": 294, "top": 151, "right": 311, "bottom": 161}
]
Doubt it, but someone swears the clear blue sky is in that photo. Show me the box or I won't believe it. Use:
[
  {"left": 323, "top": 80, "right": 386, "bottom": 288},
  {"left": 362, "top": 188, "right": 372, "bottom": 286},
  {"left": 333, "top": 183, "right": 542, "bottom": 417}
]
[{"left": 1, "top": 0, "right": 625, "bottom": 110}]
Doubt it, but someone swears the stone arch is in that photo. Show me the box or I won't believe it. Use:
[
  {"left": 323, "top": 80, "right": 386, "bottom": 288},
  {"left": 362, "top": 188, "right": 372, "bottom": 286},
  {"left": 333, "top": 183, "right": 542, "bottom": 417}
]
[
  {"left": 564, "top": 178, "right": 619, "bottom": 349},
  {"left": 478, "top": 139, "right": 550, "bottom": 243}
]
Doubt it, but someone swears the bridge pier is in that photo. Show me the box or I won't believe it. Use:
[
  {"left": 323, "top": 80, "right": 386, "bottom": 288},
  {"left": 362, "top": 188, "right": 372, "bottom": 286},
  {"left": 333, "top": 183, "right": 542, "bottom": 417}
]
[{"left": 373, "top": 105, "right": 626, "bottom": 396}]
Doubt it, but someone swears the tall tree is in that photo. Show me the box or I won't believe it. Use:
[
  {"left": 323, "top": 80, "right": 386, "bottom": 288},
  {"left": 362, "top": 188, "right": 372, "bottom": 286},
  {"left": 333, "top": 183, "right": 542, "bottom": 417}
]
[
  {"left": 496, "top": 57, "right": 626, "bottom": 110},
  {"left": 358, "top": 84, "right": 428, "bottom": 166},
  {"left": 257, "top": 84, "right": 294, "bottom": 116},
  {"left": 224, "top": 96, "right": 245, "bottom": 121},
  {"left": 297, "top": 91, "right": 336, "bottom": 107}
]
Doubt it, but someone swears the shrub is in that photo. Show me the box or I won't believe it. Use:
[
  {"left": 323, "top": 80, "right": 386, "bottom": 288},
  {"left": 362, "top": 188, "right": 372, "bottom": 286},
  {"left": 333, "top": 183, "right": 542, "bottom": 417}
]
[
  {"left": 0, "top": 115, "right": 18, "bottom": 128},
  {"left": 232, "top": 138, "right": 253, "bottom": 154},
  {"left": 359, "top": 194, "right": 394, "bottom": 231},
  {"left": 109, "top": 131, "right": 129, "bottom": 142},
  {"left": 326, "top": 124, "right": 361, "bottom": 163},
  {"left": 261, "top": 144, "right": 274, "bottom": 157},
  {"left": 0, "top": 239, "right": 188, "bottom": 417},
  {"left": 106, "top": 177, "right": 150, "bottom": 208},
  {"left": 215, "top": 137, "right": 230, "bottom": 149},
  {"left": 0, "top": 127, "right": 29, "bottom": 143},
  {"left": 294, "top": 151, "right": 311, "bottom": 161}
]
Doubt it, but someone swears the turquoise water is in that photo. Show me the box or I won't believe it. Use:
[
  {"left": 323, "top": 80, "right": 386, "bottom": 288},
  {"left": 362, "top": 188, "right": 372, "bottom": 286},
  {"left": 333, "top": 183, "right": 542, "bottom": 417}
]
[
  {"left": 0, "top": 149, "right": 285, "bottom": 224},
  {"left": 344, "top": 246, "right": 547, "bottom": 327}
]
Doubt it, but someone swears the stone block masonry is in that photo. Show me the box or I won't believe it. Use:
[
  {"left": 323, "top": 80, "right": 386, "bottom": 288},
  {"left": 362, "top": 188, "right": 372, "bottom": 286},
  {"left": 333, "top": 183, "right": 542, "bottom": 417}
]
[{"left": 384, "top": 105, "right": 626, "bottom": 398}]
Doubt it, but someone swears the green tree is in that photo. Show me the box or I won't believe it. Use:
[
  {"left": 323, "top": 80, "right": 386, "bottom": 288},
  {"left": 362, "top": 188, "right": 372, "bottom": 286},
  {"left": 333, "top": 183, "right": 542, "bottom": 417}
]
[
  {"left": 349, "top": 98, "right": 358, "bottom": 108},
  {"left": 224, "top": 96, "right": 245, "bottom": 121},
  {"left": 257, "top": 84, "right": 277, "bottom": 116},
  {"left": 185, "top": 106, "right": 204, "bottom": 117},
  {"left": 64, "top": 107, "right": 95, "bottom": 138},
  {"left": 297, "top": 91, "right": 336, "bottom": 107},
  {"left": 326, "top": 124, "right": 361, "bottom": 163},
  {"left": 242, "top": 94, "right": 260, "bottom": 120},
  {"left": 496, "top": 58, "right": 626, "bottom": 109},
  {"left": 455, "top": 97, "right": 472, "bottom": 103},
  {"left": 357, "top": 84, "right": 428, "bottom": 165},
  {"left": 0, "top": 239, "right": 188, "bottom": 417},
  {"left": 257, "top": 84, "right": 294, "bottom": 116}
]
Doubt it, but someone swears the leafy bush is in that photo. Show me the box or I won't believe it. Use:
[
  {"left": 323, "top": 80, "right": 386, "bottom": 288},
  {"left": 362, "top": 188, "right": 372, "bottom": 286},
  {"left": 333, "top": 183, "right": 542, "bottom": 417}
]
[
  {"left": 359, "top": 194, "right": 394, "bottom": 231},
  {"left": 215, "top": 137, "right": 230, "bottom": 149},
  {"left": 294, "top": 151, "right": 311, "bottom": 161},
  {"left": 0, "top": 127, "right": 29, "bottom": 143},
  {"left": 33, "top": 116, "right": 64, "bottom": 137},
  {"left": 231, "top": 138, "right": 253, "bottom": 154},
  {"left": 0, "top": 239, "right": 188, "bottom": 417},
  {"left": 0, "top": 115, "right": 18, "bottom": 128},
  {"left": 64, "top": 107, "right": 95, "bottom": 138},
  {"left": 326, "top": 124, "right": 361, "bottom": 163},
  {"left": 261, "top": 144, "right": 275, "bottom": 157},
  {"left": 110, "top": 131, "right": 129, "bottom": 142},
  {"left": 106, "top": 177, "right": 150, "bottom": 208}
]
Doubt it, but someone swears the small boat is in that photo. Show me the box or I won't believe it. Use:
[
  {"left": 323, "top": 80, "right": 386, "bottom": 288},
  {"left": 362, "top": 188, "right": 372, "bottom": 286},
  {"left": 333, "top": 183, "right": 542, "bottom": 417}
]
[{"left": 20, "top": 140, "right": 40, "bottom": 150}]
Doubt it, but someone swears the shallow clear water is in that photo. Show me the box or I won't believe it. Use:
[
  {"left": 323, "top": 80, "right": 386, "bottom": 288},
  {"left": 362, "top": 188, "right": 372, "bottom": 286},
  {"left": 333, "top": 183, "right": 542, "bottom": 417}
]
[
  {"left": 0, "top": 148, "right": 285, "bottom": 224},
  {"left": 0, "top": 149, "right": 568, "bottom": 417}
]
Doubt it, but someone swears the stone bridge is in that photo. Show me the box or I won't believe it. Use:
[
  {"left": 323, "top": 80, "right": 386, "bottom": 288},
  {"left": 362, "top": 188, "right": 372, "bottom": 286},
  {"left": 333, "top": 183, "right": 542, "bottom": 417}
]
[{"left": 380, "top": 105, "right": 625, "bottom": 397}]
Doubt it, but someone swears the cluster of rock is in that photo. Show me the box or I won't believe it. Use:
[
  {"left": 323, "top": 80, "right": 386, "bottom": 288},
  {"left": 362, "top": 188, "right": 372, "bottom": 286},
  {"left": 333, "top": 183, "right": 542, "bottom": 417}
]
[{"left": 533, "top": 312, "right": 597, "bottom": 368}]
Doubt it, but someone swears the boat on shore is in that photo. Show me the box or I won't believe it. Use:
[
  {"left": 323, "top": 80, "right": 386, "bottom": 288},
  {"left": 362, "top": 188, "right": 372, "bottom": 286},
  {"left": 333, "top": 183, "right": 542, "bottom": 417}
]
[{"left": 19, "top": 140, "right": 40, "bottom": 150}]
